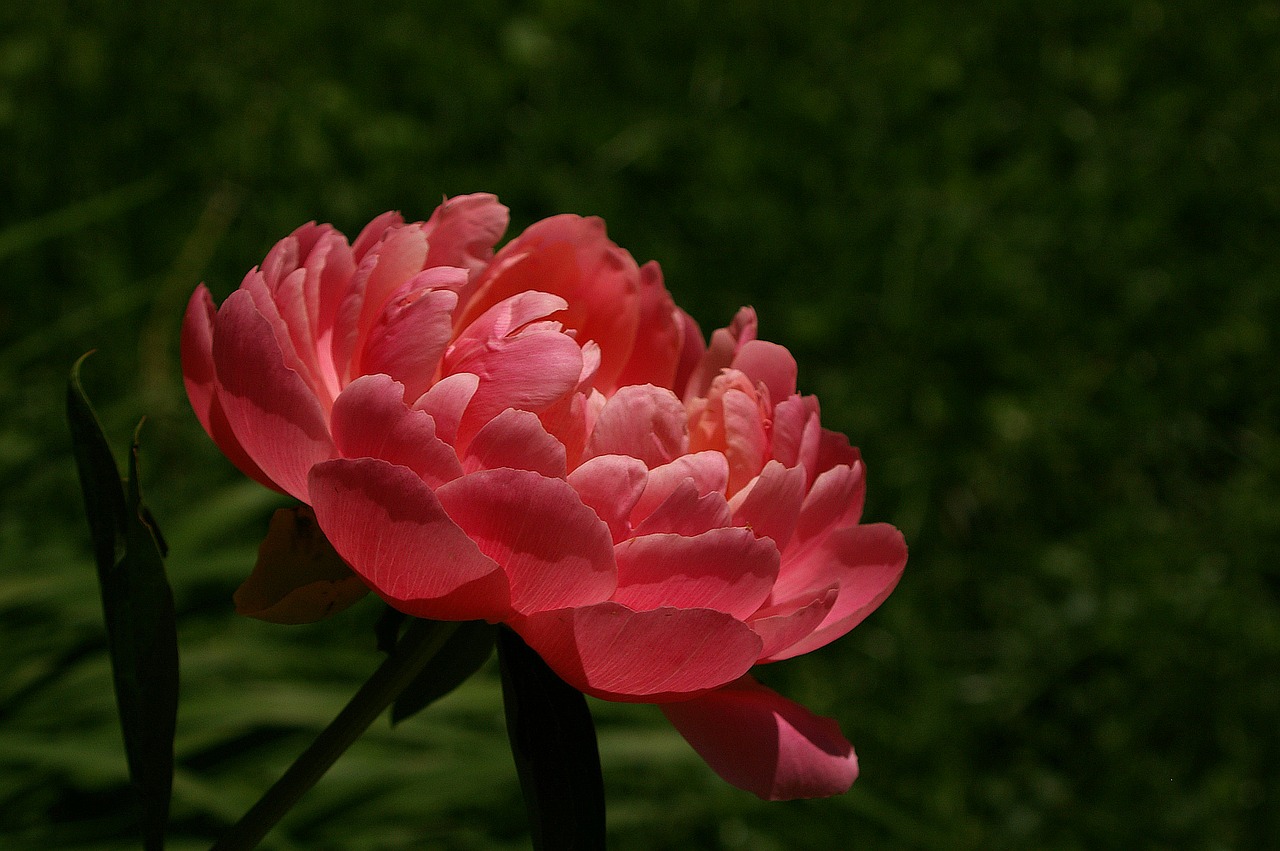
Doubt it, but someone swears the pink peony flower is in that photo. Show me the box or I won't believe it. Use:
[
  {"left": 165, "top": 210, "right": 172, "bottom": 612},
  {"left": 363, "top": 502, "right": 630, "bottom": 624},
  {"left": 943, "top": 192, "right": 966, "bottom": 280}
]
[{"left": 182, "top": 194, "right": 906, "bottom": 801}]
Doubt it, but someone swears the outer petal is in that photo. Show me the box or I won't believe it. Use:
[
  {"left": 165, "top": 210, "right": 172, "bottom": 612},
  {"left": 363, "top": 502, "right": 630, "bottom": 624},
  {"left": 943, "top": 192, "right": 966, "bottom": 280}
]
[
  {"left": 330, "top": 374, "right": 463, "bottom": 488},
  {"left": 565, "top": 454, "right": 649, "bottom": 542},
  {"left": 612, "top": 261, "right": 682, "bottom": 390},
  {"left": 747, "top": 588, "right": 837, "bottom": 660},
  {"left": 435, "top": 468, "right": 616, "bottom": 614},
  {"left": 671, "top": 308, "right": 705, "bottom": 400},
  {"left": 462, "top": 408, "right": 568, "bottom": 478},
  {"left": 514, "top": 602, "right": 763, "bottom": 701},
  {"left": 212, "top": 289, "right": 335, "bottom": 501},
  {"left": 308, "top": 458, "right": 511, "bottom": 621},
  {"left": 767, "top": 523, "right": 907, "bottom": 661},
  {"left": 613, "top": 528, "right": 778, "bottom": 620},
  {"left": 660, "top": 676, "right": 858, "bottom": 800},
  {"left": 581, "top": 384, "right": 688, "bottom": 468}
]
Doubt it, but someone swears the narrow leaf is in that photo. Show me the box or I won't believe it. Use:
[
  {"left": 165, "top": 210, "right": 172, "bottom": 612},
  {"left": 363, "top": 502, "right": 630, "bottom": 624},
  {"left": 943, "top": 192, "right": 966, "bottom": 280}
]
[
  {"left": 67, "top": 355, "right": 179, "bottom": 851},
  {"left": 391, "top": 620, "right": 497, "bottom": 725},
  {"left": 497, "top": 626, "right": 605, "bottom": 851}
]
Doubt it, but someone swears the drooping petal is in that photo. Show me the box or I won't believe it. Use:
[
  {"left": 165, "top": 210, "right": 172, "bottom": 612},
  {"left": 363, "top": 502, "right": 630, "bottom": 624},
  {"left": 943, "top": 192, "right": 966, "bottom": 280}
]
[
  {"left": 463, "top": 408, "right": 568, "bottom": 478},
  {"left": 566, "top": 454, "right": 649, "bottom": 542},
  {"left": 613, "top": 528, "right": 778, "bottom": 620},
  {"left": 308, "top": 458, "right": 511, "bottom": 621},
  {"left": 728, "top": 461, "right": 807, "bottom": 551},
  {"left": 581, "top": 384, "right": 688, "bottom": 468},
  {"left": 767, "top": 523, "right": 907, "bottom": 661},
  {"left": 212, "top": 290, "right": 335, "bottom": 501},
  {"left": 357, "top": 273, "right": 461, "bottom": 399},
  {"left": 660, "top": 676, "right": 857, "bottom": 800},
  {"left": 435, "top": 468, "right": 616, "bottom": 614},
  {"left": 330, "top": 374, "right": 463, "bottom": 488},
  {"left": 514, "top": 603, "right": 762, "bottom": 701}
]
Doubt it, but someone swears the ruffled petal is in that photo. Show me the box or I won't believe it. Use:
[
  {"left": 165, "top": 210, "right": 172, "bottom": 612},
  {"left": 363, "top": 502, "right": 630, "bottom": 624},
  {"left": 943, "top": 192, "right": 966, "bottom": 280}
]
[
  {"left": 630, "top": 480, "right": 732, "bottom": 537},
  {"left": 747, "top": 588, "right": 837, "bottom": 659},
  {"left": 630, "top": 451, "right": 729, "bottom": 524},
  {"left": 721, "top": 387, "right": 769, "bottom": 495},
  {"left": 582, "top": 384, "right": 688, "bottom": 468},
  {"left": 782, "top": 462, "right": 867, "bottom": 570},
  {"left": 613, "top": 528, "right": 778, "bottom": 620},
  {"left": 435, "top": 468, "right": 616, "bottom": 614},
  {"left": 422, "top": 193, "right": 509, "bottom": 290},
  {"left": 357, "top": 273, "right": 460, "bottom": 399},
  {"left": 308, "top": 458, "right": 511, "bottom": 621},
  {"left": 684, "top": 306, "right": 757, "bottom": 401},
  {"left": 514, "top": 602, "right": 762, "bottom": 701},
  {"left": 412, "top": 372, "right": 479, "bottom": 447},
  {"left": 463, "top": 408, "right": 568, "bottom": 478},
  {"left": 660, "top": 676, "right": 857, "bottom": 800},
  {"left": 212, "top": 290, "right": 335, "bottom": 501},
  {"left": 330, "top": 374, "right": 463, "bottom": 488}
]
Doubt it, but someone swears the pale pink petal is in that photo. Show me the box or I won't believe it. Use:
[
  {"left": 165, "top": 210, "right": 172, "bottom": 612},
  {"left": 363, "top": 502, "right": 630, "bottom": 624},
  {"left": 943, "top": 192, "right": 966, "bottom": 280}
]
[
  {"left": 729, "top": 461, "right": 807, "bottom": 551},
  {"left": 748, "top": 588, "right": 837, "bottom": 659},
  {"left": 212, "top": 290, "right": 335, "bottom": 501},
  {"left": 684, "top": 306, "right": 757, "bottom": 401},
  {"left": 660, "top": 676, "right": 857, "bottom": 800},
  {"left": 358, "top": 275, "right": 460, "bottom": 399},
  {"left": 463, "top": 408, "right": 567, "bottom": 478},
  {"left": 435, "top": 468, "right": 616, "bottom": 614},
  {"left": 513, "top": 603, "right": 762, "bottom": 700},
  {"left": 630, "top": 451, "right": 729, "bottom": 524},
  {"left": 612, "top": 261, "right": 682, "bottom": 391},
  {"left": 566, "top": 454, "right": 649, "bottom": 542},
  {"left": 582, "top": 384, "right": 688, "bottom": 468},
  {"left": 767, "top": 523, "right": 907, "bottom": 661},
  {"left": 308, "top": 458, "right": 511, "bottom": 621},
  {"left": 412, "top": 372, "right": 479, "bottom": 447},
  {"left": 722, "top": 387, "right": 769, "bottom": 495},
  {"left": 422, "top": 193, "right": 510, "bottom": 291},
  {"left": 330, "top": 374, "right": 463, "bottom": 488},
  {"left": 613, "top": 528, "right": 778, "bottom": 620},
  {"left": 630, "top": 480, "right": 732, "bottom": 537},
  {"left": 181, "top": 286, "right": 277, "bottom": 490}
]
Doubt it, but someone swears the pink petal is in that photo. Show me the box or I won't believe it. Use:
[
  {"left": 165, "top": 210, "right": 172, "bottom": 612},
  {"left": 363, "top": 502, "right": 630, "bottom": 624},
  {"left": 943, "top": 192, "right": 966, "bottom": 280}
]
[
  {"left": 357, "top": 273, "right": 460, "bottom": 399},
  {"left": 767, "top": 523, "right": 907, "bottom": 661},
  {"left": 660, "top": 676, "right": 858, "bottom": 800},
  {"left": 182, "top": 286, "right": 277, "bottom": 490},
  {"left": 611, "top": 261, "right": 682, "bottom": 391},
  {"left": 566, "top": 454, "right": 649, "bottom": 542},
  {"left": 613, "top": 528, "right": 779, "bottom": 620},
  {"left": 729, "top": 461, "right": 807, "bottom": 551},
  {"left": 630, "top": 480, "right": 732, "bottom": 537},
  {"left": 671, "top": 308, "right": 706, "bottom": 400},
  {"left": 435, "top": 468, "right": 616, "bottom": 614},
  {"left": 514, "top": 602, "right": 763, "bottom": 700},
  {"left": 330, "top": 374, "right": 463, "bottom": 488},
  {"left": 770, "top": 396, "right": 822, "bottom": 483},
  {"left": 747, "top": 588, "right": 837, "bottom": 659},
  {"left": 308, "top": 458, "right": 511, "bottom": 621},
  {"left": 630, "top": 451, "right": 729, "bottom": 525},
  {"left": 683, "top": 306, "right": 757, "bottom": 401},
  {"left": 350, "top": 211, "right": 405, "bottom": 262},
  {"left": 212, "top": 290, "right": 335, "bottom": 501},
  {"left": 412, "top": 372, "right": 479, "bottom": 447},
  {"left": 782, "top": 462, "right": 867, "bottom": 569},
  {"left": 422, "top": 193, "right": 510, "bottom": 289},
  {"left": 450, "top": 290, "right": 569, "bottom": 351},
  {"left": 581, "top": 384, "right": 688, "bottom": 468},
  {"left": 721, "top": 387, "right": 769, "bottom": 495},
  {"left": 816, "top": 427, "right": 860, "bottom": 474},
  {"left": 463, "top": 408, "right": 568, "bottom": 478},
  {"left": 730, "top": 339, "right": 797, "bottom": 405}
]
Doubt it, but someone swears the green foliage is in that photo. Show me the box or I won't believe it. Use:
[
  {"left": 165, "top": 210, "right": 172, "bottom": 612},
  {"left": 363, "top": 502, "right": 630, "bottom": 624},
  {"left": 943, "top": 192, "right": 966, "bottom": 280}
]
[{"left": 2, "top": 1, "right": 1277, "bottom": 848}]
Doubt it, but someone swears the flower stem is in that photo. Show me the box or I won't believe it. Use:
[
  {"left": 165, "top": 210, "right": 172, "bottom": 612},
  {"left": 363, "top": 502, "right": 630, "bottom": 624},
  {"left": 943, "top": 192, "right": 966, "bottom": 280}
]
[{"left": 210, "top": 618, "right": 461, "bottom": 851}]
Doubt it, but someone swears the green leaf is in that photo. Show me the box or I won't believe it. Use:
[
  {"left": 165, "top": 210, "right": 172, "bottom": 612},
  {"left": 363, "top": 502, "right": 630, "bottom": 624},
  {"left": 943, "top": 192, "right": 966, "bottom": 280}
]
[
  {"left": 497, "top": 627, "right": 605, "bottom": 851},
  {"left": 391, "top": 620, "right": 497, "bottom": 726},
  {"left": 67, "top": 354, "right": 179, "bottom": 851}
]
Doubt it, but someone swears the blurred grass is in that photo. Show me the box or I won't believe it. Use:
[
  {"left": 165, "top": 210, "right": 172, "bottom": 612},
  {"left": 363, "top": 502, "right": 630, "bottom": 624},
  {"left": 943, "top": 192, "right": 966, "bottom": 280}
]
[{"left": 2, "top": 0, "right": 1278, "bottom": 848}]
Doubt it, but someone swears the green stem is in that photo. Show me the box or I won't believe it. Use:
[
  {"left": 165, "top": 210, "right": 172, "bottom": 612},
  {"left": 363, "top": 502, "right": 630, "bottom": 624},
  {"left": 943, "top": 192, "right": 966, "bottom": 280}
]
[{"left": 210, "top": 618, "right": 461, "bottom": 851}]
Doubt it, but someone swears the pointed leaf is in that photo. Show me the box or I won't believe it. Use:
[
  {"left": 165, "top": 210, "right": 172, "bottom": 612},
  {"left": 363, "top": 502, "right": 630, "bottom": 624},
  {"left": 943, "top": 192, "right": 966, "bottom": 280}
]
[
  {"left": 497, "top": 627, "right": 605, "bottom": 851},
  {"left": 391, "top": 620, "right": 498, "bottom": 725}
]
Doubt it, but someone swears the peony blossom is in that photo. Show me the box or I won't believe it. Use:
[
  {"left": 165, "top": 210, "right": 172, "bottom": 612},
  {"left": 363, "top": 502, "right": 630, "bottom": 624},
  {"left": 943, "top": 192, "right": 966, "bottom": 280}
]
[{"left": 182, "top": 194, "right": 906, "bottom": 800}]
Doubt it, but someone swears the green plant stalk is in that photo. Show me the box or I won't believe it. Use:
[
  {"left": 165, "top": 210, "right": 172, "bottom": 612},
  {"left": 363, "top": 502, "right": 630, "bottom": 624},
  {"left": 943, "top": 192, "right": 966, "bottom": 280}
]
[{"left": 210, "top": 618, "right": 461, "bottom": 851}]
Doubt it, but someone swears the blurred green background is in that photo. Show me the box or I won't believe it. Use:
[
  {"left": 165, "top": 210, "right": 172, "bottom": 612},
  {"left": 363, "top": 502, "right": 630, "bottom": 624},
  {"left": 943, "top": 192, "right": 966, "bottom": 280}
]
[{"left": 2, "top": 0, "right": 1277, "bottom": 848}]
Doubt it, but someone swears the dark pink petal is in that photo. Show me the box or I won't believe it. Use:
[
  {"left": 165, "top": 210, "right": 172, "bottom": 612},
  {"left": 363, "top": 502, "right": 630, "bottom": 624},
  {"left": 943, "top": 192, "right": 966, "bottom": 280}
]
[
  {"left": 721, "top": 387, "right": 768, "bottom": 495},
  {"left": 412, "top": 372, "right": 478, "bottom": 447},
  {"left": 581, "top": 384, "right": 688, "bottom": 468},
  {"left": 768, "top": 523, "right": 907, "bottom": 661},
  {"left": 566, "top": 454, "right": 648, "bottom": 542},
  {"left": 181, "top": 286, "right": 277, "bottom": 490},
  {"left": 683, "top": 306, "right": 757, "bottom": 401},
  {"left": 358, "top": 275, "right": 460, "bottom": 399},
  {"left": 463, "top": 408, "right": 568, "bottom": 478},
  {"left": 330, "top": 374, "right": 463, "bottom": 488},
  {"left": 539, "top": 389, "right": 595, "bottom": 471},
  {"left": 748, "top": 588, "right": 837, "bottom": 660},
  {"left": 660, "top": 676, "right": 857, "bottom": 800},
  {"left": 308, "top": 458, "right": 511, "bottom": 621},
  {"left": 630, "top": 480, "right": 732, "bottom": 537},
  {"left": 671, "top": 308, "right": 706, "bottom": 400},
  {"left": 212, "top": 290, "right": 335, "bottom": 501},
  {"left": 241, "top": 269, "right": 329, "bottom": 407},
  {"left": 422, "top": 193, "right": 510, "bottom": 290},
  {"left": 731, "top": 340, "right": 797, "bottom": 406},
  {"left": 729, "top": 461, "right": 807, "bottom": 551},
  {"left": 514, "top": 603, "right": 762, "bottom": 700},
  {"left": 612, "top": 261, "right": 682, "bottom": 391},
  {"left": 815, "top": 427, "right": 860, "bottom": 475},
  {"left": 630, "top": 451, "right": 729, "bottom": 525},
  {"left": 435, "top": 468, "right": 616, "bottom": 614},
  {"left": 613, "top": 528, "right": 778, "bottom": 620}
]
